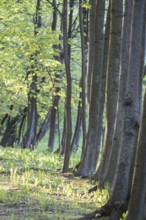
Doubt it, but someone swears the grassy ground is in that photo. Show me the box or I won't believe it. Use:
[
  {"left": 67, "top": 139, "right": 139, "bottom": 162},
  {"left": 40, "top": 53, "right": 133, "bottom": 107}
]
[{"left": 0, "top": 147, "right": 109, "bottom": 220}]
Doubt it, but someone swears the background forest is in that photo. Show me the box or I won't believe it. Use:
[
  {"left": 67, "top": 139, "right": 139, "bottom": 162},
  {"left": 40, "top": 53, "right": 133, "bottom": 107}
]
[{"left": 0, "top": 0, "right": 146, "bottom": 220}]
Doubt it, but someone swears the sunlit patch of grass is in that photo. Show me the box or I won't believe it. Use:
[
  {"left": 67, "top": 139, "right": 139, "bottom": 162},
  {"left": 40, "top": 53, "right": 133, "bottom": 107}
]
[
  {"left": 91, "top": 187, "right": 109, "bottom": 207},
  {"left": 120, "top": 211, "right": 128, "bottom": 220},
  {"left": 0, "top": 147, "right": 109, "bottom": 219}
]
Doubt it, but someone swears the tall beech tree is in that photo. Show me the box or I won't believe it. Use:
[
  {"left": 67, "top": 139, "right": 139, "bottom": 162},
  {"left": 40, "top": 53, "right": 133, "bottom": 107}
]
[
  {"left": 48, "top": 0, "right": 63, "bottom": 152},
  {"left": 101, "top": 0, "right": 133, "bottom": 187},
  {"left": 77, "top": 0, "right": 106, "bottom": 177},
  {"left": 94, "top": 0, "right": 111, "bottom": 173},
  {"left": 87, "top": 0, "right": 96, "bottom": 103},
  {"left": 62, "top": 0, "right": 72, "bottom": 172},
  {"left": 21, "top": 0, "right": 42, "bottom": 149},
  {"left": 111, "top": 0, "right": 145, "bottom": 207},
  {"left": 95, "top": 0, "right": 123, "bottom": 181},
  {"left": 79, "top": 0, "right": 87, "bottom": 150},
  {"left": 125, "top": 88, "right": 146, "bottom": 220}
]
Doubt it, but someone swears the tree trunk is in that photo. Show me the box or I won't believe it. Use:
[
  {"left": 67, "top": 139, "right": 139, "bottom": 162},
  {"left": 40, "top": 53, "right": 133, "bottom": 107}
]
[
  {"left": 21, "top": 0, "right": 42, "bottom": 149},
  {"left": 22, "top": 76, "right": 38, "bottom": 149},
  {"left": 60, "top": 113, "right": 66, "bottom": 155},
  {"left": 0, "top": 115, "right": 19, "bottom": 147},
  {"left": 111, "top": 0, "right": 145, "bottom": 206},
  {"left": 101, "top": 0, "right": 133, "bottom": 188},
  {"left": 48, "top": 95, "right": 60, "bottom": 152},
  {"left": 126, "top": 86, "right": 146, "bottom": 218},
  {"left": 79, "top": 0, "right": 87, "bottom": 148},
  {"left": 87, "top": 0, "right": 96, "bottom": 103},
  {"left": 71, "top": 99, "right": 82, "bottom": 153},
  {"left": 94, "top": 0, "right": 111, "bottom": 168},
  {"left": 62, "top": 0, "right": 72, "bottom": 172},
  {"left": 94, "top": 0, "right": 123, "bottom": 181},
  {"left": 77, "top": 0, "right": 106, "bottom": 177},
  {"left": 0, "top": 105, "right": 13, "bottom": 126},
  {"left": 70, "top": 80, "right": 85, "bottom": 156},
  {"left": 18, "top": 107, "right": 27, "bottom": 144},
  {"left": 36, "top": 109, "right": 51, "bottom": 143},
  {"left": 48, "top": 0, "right": 61, "bottom": 152}
]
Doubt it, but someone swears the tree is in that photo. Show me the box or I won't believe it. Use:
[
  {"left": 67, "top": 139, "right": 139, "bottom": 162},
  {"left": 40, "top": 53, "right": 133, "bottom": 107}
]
[
  {"left": 125, "top": 87, "right": 146, "bottom": 220},
  {"left": 21, "top": 0, "right": 42, "bottom": 149},
  {"left": 110, "top": 0, "right": 145, "bottom": 207},
  {"left": 87, "top": 0, "right": 96, "bottom": 103},
  {"left": 48, "top": 0, "right": 62, "bottom": 152},
  {"left": 77, "top": 0, "right": 106, "bottom": 177},
  {"left": 79, "top": 0, "right": 87, "bottom": 149},
  {"left": 100, "top": 0, "right": 133, "bottom": 187},
  {"left": 95, "top": 0, "right": 123, "bottom": 182},
  {"left": 62, "top": 0, "right": 73, "bottom": 172}
]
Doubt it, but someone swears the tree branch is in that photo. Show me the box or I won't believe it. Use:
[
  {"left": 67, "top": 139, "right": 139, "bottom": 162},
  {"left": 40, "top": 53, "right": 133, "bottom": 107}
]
[{"left": 45, "top": 0, "right": 63, "bottom": 17}]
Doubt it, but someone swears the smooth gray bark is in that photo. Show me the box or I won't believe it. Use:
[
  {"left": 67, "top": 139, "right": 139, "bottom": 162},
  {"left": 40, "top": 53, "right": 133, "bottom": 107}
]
[
  {"left": 36, "top": 109, "right": 51, "bottom": 143},
  {"left": 77, "top": 0, "right": 106, "bottom": 177},
  {"left": 101, "top": 0, "right": 133, "bottom": 188},
  {"left": 94, "top": 0, "right": 111, "bottom": 171},
  {"left": 87, "top": 0, "right": 96, "bottom": 103},
  {"left": 71, "top": 88, "right": 82, "bottom": 153},
  {"left": 48, "top": 95, "right": 60, "bottom": 152},
  {"left": 95, "top": 0, "right": 123, "bottom": 181},
  {"left": 126, "top": 89, "right": 146, "bottom": 218},
  {"left": 62, "top": 0, "right": 72, "bottom": 172},
  {"left": 111, "top": 0, "right": 145, "bottom": 205},
  {"left": 79, "top": 0, "right": 87, "bottom": 148}
]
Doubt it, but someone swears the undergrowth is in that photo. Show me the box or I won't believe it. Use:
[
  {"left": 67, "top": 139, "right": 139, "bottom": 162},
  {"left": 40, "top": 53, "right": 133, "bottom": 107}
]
[{"left": 0, "top": 147, "right": 109, "bottom": 220}]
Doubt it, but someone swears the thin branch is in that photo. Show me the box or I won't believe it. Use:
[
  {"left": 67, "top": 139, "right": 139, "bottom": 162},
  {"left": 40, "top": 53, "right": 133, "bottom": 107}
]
[{"left": 45, "top": 0, "right": 63, "bottom": 17}]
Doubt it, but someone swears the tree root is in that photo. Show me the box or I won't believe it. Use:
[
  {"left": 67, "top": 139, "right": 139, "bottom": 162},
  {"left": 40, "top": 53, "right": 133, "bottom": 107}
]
[
  {"left": 72, "top": 201, "right": 127, "bottom": 220},
  {"left": 88, "top": 185, "right": 98, "bottom": 193}
]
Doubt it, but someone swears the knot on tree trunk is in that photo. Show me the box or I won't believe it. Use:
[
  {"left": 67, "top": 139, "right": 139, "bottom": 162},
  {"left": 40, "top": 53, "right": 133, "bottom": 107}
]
[{"left": 123, "top": 97, "right": 133, "bottom": 106}]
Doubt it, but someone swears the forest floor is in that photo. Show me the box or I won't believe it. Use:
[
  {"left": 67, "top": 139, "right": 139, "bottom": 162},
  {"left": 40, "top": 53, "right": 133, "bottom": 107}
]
[{"left": 0, "top": 147, "right": 109, "bottom": 220}]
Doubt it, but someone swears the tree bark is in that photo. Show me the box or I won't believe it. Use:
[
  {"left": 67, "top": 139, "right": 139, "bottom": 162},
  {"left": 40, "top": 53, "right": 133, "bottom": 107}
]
[
  {"left": 21, "top": 0, "right": 42, "bottom": 149},
  {"left": 87, "top": 0, "right": 96, "bottom": 103},
  {"left": 94, "top": 0, "right": 123, "bottom": 181},
  {"left": 77, "top": 0, "right": 106, "bottom": 177},
  {"left": 21, "top": 75, "right": 38, "bottom": 149},
  {"left": 48, "top": 0, "right": 61, "bottom": 152},
  {"left": 18, "top": 107, "right": 27, "bottom": 144},
  {"left": 94, "top": 0, "right": 111, "bottom": 170},
  {"left": 101, "top": 0, "right": 133, "bottom": 187},
  {"left": 126, "top": 87, "right": 146, "bottom": 218},
  {"left": 0, "top": 115, "right": 19, "bottom": 147},
  {"left": 36, "top": 109, "right": 51, "bottom": 143},
  {"left": 79, "top": 0, "right": 87, "bottom": 148},
  {"left": 48, "top": 94, "right": 60, "bottom": 152},
  {"left": 62, "top": 0, "right": 72, "bottom": 172},
  {"left": 71, "top": 97, "right": 82, "bottom": 154},
  {"left": 111, "top": 0, "right": 145, "bottom": 206}
]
